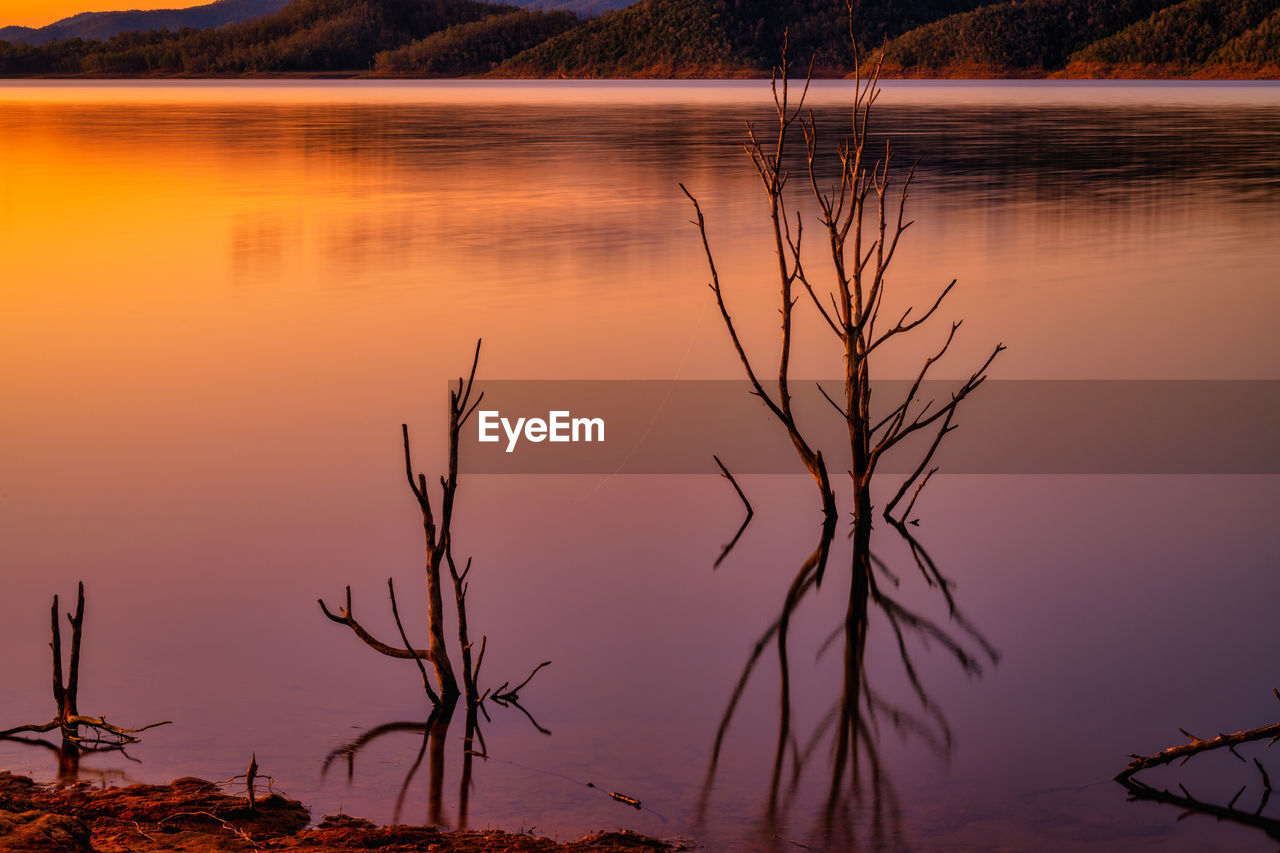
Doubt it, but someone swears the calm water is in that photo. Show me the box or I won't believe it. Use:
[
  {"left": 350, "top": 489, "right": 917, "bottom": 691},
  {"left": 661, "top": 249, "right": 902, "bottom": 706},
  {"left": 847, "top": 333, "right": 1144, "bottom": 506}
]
[{"left": 1, "top": 80, "right": 1279, "bottom": 851}]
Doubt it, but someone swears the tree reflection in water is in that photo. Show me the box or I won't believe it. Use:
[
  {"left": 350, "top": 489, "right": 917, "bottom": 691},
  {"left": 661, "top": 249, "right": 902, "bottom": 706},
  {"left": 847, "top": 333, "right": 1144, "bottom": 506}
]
[
  {"left": 698, "top": 518, "right": 999, "bottom": 849},
  {"left": 322, "top": 694, "right": 551, "bottom": 829}
]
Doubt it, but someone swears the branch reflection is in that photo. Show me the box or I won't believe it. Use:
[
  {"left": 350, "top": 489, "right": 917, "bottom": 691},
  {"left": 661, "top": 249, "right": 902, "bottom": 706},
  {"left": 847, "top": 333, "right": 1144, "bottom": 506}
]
[{"left": 0, "top": 733, "right": 140, "bottom": 788}]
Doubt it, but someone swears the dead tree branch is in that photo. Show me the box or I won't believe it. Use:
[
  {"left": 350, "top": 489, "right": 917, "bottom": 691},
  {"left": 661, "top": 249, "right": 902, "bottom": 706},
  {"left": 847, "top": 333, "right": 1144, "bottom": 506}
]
[
  {"left": 680, "top": 34, "right": 837, "bottom": 556},
  {"left": 318, "top": 586, "right": 432, "bottom": 661},
  {"left": 1116, "top": 690, "right": 1280, "bottom": 783},
  {"left": 1111, "top": 690, "right": 1280, "bottom": 841},
  {"left": 492, "top": 661, "right": 552, "bottom": 704},
  {"left": 319, "top": 339, "right": 549, "bottom": 713},
  {"left": 388, "top": 577, "right": 441, "bottom": 707},
  {"left": 683, "top": 17, "right": 1002, "bottom": 549},
  {"left": 0, "top": 583, "right": 171, "bottom": 751}
]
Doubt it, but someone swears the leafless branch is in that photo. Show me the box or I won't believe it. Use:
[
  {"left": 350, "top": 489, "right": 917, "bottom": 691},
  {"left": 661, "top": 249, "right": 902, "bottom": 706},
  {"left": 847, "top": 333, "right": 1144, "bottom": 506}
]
[
  {"left": 679, "top": 33, "right": 838, "bottom": 545},
  {"left": 388, "top": 577, "right": 441, "bottom": 706},
  {"left": 318, "top": 586, "right": 431, "bottom": 660}
]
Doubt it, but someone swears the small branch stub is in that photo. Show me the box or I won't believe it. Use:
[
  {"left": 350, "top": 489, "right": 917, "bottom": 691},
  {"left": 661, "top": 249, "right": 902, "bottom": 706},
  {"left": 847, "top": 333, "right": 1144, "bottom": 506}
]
[{"left": 246, "top": 753, "right": 258, "bottom": 810}]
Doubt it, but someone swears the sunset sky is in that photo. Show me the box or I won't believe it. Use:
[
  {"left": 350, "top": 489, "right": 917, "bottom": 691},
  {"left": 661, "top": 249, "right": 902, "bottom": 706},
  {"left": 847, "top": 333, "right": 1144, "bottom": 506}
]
[{"left": 5, "top": 0, "right": 208, "bottom": 28}]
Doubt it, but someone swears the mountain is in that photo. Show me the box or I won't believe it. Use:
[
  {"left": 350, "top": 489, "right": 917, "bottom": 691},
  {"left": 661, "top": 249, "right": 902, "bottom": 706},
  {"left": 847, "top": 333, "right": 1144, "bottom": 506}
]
[
  {"left": 495, "top": 0, "right": 993, "bottom": 76},
  {"left": 0, "top": 0, "right": 290, "bottom": 45}
]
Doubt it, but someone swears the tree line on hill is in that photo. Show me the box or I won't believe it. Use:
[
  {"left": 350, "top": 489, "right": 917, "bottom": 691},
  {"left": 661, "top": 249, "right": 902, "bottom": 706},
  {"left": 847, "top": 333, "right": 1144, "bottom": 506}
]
[{"left": 0, "top": 0, "right": 1275, "bottom": 77}]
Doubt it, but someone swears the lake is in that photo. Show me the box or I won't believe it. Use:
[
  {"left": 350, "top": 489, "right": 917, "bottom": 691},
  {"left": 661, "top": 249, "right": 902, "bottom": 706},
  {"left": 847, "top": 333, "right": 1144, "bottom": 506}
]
[{"left": 1, "top": 79, "right": 1279, "bottom": 851}]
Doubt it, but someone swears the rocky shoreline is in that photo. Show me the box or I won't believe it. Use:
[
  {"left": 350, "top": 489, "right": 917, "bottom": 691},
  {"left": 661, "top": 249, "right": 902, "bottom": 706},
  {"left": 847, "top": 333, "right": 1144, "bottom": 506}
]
[{"left": 0, "top": 772, "right": 674, "bottom": 852}]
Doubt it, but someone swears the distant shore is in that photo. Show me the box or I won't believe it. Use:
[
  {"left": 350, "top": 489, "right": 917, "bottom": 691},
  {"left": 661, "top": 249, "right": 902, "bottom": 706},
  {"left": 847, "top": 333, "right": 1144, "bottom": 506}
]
[{"left": 2, "top": 66, "right": 1278, "bottom": 80}]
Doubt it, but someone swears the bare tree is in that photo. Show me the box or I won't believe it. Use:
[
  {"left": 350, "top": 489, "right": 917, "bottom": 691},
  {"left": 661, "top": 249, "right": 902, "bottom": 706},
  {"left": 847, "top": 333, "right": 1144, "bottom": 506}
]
[
  {"left": 686, "top": 18, "right": 1005, "bottom": 847},
  {"left": 682, "top": 23, "right": 1003, "bottom": 557},
  {"left": 319, "top": 341, "right": 548, "bottom": 711}
]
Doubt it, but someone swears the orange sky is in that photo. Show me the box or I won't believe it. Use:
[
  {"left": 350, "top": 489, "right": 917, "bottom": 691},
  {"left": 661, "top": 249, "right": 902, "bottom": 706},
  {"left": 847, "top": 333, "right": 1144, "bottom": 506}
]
[{"left": 4, "top": 0, "right": 209, "bottom": 28}]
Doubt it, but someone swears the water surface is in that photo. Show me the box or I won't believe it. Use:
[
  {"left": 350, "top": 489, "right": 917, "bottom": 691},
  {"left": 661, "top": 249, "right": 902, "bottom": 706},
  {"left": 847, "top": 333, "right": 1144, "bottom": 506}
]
[{"left": 1, "top": 80, "right": 1279, "bottom": 851}]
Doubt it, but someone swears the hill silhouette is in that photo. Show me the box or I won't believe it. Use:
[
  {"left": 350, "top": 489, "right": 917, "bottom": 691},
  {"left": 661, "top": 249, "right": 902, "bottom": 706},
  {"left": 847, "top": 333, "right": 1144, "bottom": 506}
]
[
  {"left": 0, "top": 0, "right": 519, "bottom": 72},
  {"left": 0, "top": 0, "right": 289, "bottom": 45}
]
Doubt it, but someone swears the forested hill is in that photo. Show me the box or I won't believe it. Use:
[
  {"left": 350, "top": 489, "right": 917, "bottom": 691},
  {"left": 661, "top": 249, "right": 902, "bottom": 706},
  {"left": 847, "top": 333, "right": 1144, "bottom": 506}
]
[
  {"left": 1065, "top": 0, "right": 1280, "bottom": 74},
  {"left": 880, "top": 0, "right": 1186, "bottom": 72},
  {"left": 879, "top": 0, "right": 1280, "bottom": 75},
  {"left": 0, "top": 0, "right": 1276, "bottom": 76},
  {"left": 495, "top": 0, "right": 994, "bottom": 76}
]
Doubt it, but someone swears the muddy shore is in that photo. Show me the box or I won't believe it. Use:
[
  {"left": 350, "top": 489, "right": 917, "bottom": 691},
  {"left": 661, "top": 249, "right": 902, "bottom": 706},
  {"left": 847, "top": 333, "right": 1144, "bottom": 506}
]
[{"left": 0, "top": 771, "right": 676, "bottom": 852}]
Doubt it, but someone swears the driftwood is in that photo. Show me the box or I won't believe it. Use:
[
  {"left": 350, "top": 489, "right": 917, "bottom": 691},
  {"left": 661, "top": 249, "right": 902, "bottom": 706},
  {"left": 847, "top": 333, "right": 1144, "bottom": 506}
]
[
  {"left": 1114, "top": 690, "right": 1279, "bottom": 841},
  {"left": 0, "top": 583, "right": 171, "bottom": 754},
  {"left": 1116, "top": 702, "right": 1280, "bottom": 782},
  {"left": 319, "top": 340, "right": 548, "bottom": 712}
]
